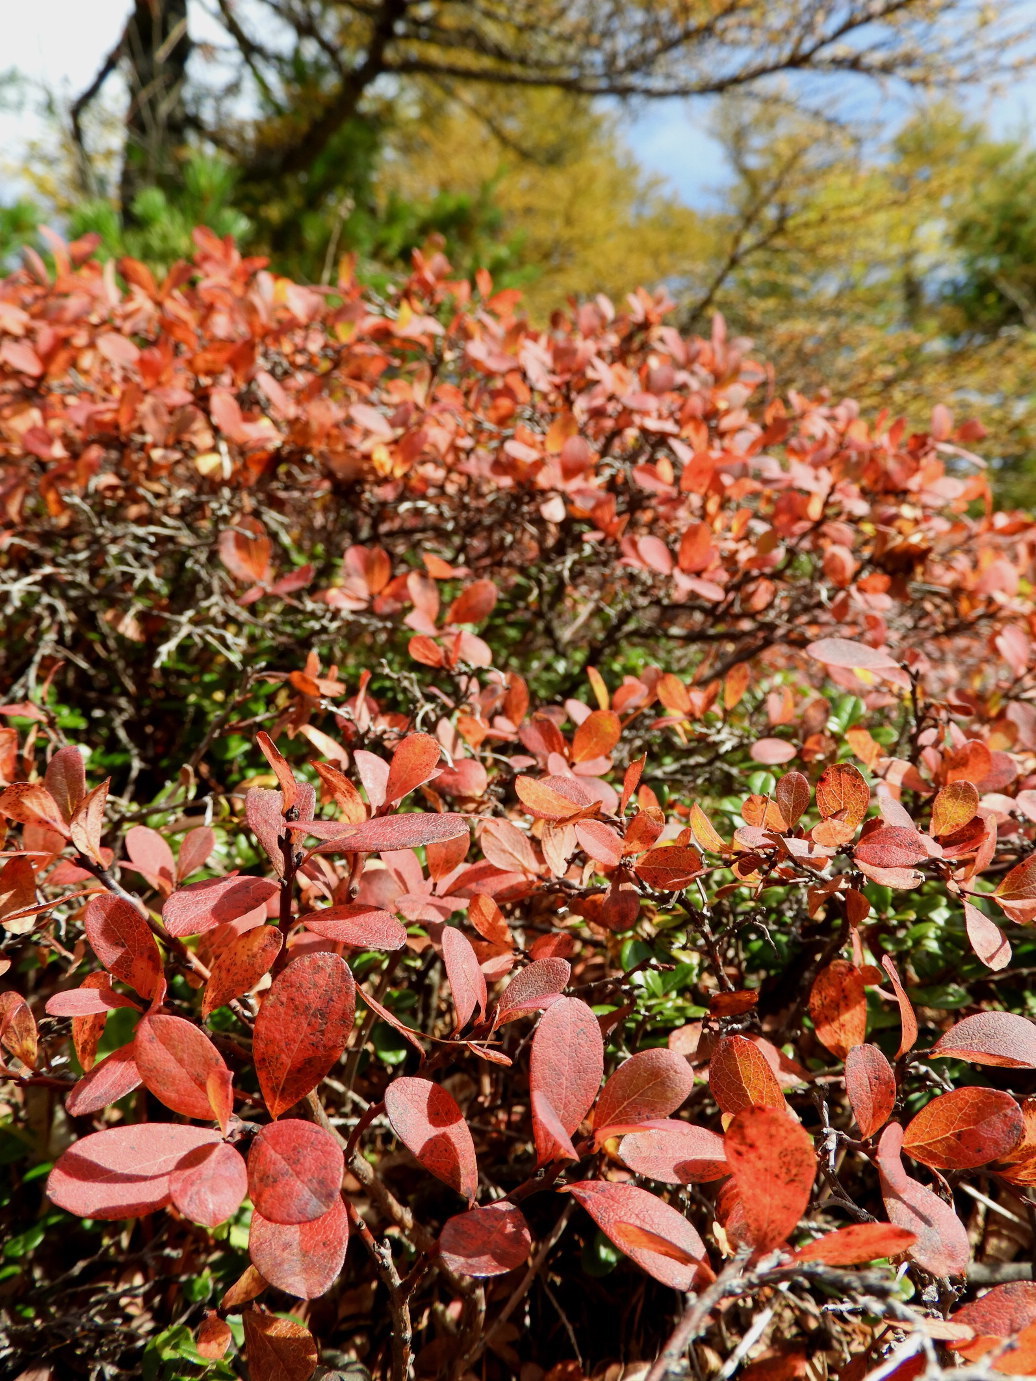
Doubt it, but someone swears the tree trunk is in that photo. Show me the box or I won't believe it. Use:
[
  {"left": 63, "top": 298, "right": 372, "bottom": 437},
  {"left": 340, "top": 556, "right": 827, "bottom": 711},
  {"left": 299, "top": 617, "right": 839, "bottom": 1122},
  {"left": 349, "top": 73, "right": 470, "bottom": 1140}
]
[{"left": 119, "top": 0, "right": 192, "bottom": 220}]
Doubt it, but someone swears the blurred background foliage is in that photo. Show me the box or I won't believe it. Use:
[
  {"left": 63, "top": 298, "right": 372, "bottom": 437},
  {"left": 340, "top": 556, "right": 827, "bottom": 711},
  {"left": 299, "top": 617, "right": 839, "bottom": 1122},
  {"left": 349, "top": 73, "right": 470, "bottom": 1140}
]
[{"left": 2, "top": 1, "right": 1036, "bottom": 501}]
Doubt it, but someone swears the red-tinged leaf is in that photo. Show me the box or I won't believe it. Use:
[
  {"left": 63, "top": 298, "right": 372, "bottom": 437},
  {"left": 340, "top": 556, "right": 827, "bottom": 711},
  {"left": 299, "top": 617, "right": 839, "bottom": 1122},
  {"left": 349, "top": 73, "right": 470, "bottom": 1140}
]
[
  {"left": 480, "top": 818, "right": 538, "bottom": 874},
  {"left": 881, "top": 955, "right": 917, "bottom": 1058},
  {"left": 468, "top": 894, "right": 510, "bottom": 946},
  {"left": 565, "top": 1181, "right": 708, "bottom": 1290},
  {"left": 815, "top": 762, "right": 869, "bottom": 827},
  {"left": 133, "top": 1014, "right": 231, "bottom": 1122},
  {"left": 618, "top": 1121, "right": 727, "bottom": 1184},
  {"left": 45, "top": 746, "right": 86, "bottom": 823},
  {"left": 808, "top": 960, "right": 867, "bottom": 1059},
  {"left": 47, "top": 1124, "right": 220, "bottom": 1219},
  {"left": 253, "top": 954, "right": 355, "bottom": 1118},
  {"left": 620, "top": 756, "right": 646, "bottom": 813},
  {"left": 248, "top": 1120, "right": 344, "bottom": 1225},
  {"left": 854, "top": 826, "right": 929, "bottom": 870},
  {"left": 447, "top": 579, "right": 498, "bottom": 625},
  {"left": 71, "top": 972, "right": 113, "bottom": 1072},
  {"left": 592, "top": 1048, "right": 694, "bottom": 1141},
  {"left": 163, "top": 875, "right": 279, "bottom": 938},
  {"left": 298, "top": 904, "right": 406, "bottom": 949},
  {"left": 530, "top": 1090, "right": 579, "bottom": 1162},
  {"left": 409, "top": 634, "right": 444, "bottom": 667},
  {"left": 196, "top": 1313, "right": 233, "bottom": 1361},
  {"left": 515, "top": 774, "right": 594, "bottom": 821},
  {"left": 609, "top": 1222, "right": 712, "bottom": 1271},
  {"left": 724, "top": 1107, "right": 816, "bottom": 1252},
  {"left": 84, "top": 894, "right": 162, "bottom": 998},
  {"left": 0, "top": 782, "right": 69, "bottom": 834},
  {"left": 530, "top": 997, "right": 603, "bottom": 1163},
  {"left": 750, "top": 738, "right": 796, "bottom": 766},
  {"left": 877, "top": 1123, "right": 970, "bottom": 1276},
  {"left": 494, "top": 958, "right": 571, "bottom": 1027},
  {"left": 932, "top": 780, "right": 980, "bottom": 837},
  {"left": 775, "top": 772, "right": 810, "bottom": 830},
  {"left": 255, "top": 730, "right": 299, "bottom": 813},
  {"left": 178, "top": 826, "right": 216, "bottom": 881},
  {"left": 0, "top": 991, "right": 37, "bottom": 1068},
  {"left": 66, "top": 1045, "right": 142, "bottom": 1117},
  {"left": 0, "top": 855, "right": 35, "bottom": 927},
  {"left": 709, "top": 1034, "right": 785, "bottom": 1115},
  {"left": 688, "top": 803, "right": 726, "bottom": 852},
  {"left": 439, "top": 1201, "right": 532, "bottom": 1276},
  {"left": 791, "top": 1222, "right": 916, "bottom": 1266},
  {"left": 125, "top": 825, "right": 176, "bottom": 891},
  {"left": 170, "top": 1141, "right": 248, "bottom": 1227},
  {"left": 384, "top": 1076, "right": 478, "bottom": 1201},
  {"left": 248, "top": 1199, "right": 349, "bottom": 1301},
  {"left": 356, "top": 983, "right": 426, "bottom": 1053},
  {"left": 308, "top": 813, "right": 468, "bottom": 854},
  {"left": 575, "top": 819, "right": 623, "bottom": 868},
  {"left": 243, "top": 1309, "right": 320, "bottom": 1377},
  {"left": 384, "top": 733, "right": 442, "bottom": 803},
  {"left": 202, "top": 925, "right": 283, "bottom": 1017},
  {"left": 903, "top": 1087, "right": 1023, "bottom": 1169},
  {"left": 949, "top": 1283, "right": 1036, "bottom": 1364},
  {"left": 427, "top": 830, "right": 469, "bottom": 881},
  {"left": 930, "top": 1011, "right": 1036, "bottom": 1068},
  {"left": 845, "top": 1043, "right": 897, "bottom": 1138},
  {"left": 806, "top": 638, "right": 899, "bottom": 671},
  {"left": 442, "top": 925, "right": 487, "bottom": 1030},
  {"left": 635, "top": 845, "right": 704, "bottom": 891},
  {"left": 572, "top": 710, "right": 621, "bottom": 764},
  {"left": 994, "top": 855, "right": 1036, "bottom": 902},
  {"left": 964, "top": 901, "right": 1011, "bottom": 971},
  {"left": 69, "top": 778, "right": 109, "bottom": 864},
  {"left": 247, "top": 787, "right": 290, "bottom": 876},
  {"left": 46, "top": 981, "right": 140, "bottom": 1016}
]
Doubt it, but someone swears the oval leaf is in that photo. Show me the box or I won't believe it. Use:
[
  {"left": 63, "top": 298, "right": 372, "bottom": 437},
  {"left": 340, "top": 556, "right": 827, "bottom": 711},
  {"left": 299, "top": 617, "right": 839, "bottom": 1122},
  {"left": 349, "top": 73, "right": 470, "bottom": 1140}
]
[
  {"left": 439, "top": 1201, "right": 532, "bottom": 1277},
  {"left": 384, "top": 1076, "right": 478, "bottom": 1201},
  {"left": 253, "top": 954, "right": 356, "bottom": 1119},
  {"left": 724, "top": 1107, "right": 816, "bottom": 1253}
]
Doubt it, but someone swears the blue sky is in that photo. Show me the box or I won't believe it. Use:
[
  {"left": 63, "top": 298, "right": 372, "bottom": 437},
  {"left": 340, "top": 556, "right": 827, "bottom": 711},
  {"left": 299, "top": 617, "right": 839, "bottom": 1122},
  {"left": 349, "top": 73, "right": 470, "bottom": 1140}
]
[{"left": 3, "top": 0, "right": 1035, "bottom": 211}]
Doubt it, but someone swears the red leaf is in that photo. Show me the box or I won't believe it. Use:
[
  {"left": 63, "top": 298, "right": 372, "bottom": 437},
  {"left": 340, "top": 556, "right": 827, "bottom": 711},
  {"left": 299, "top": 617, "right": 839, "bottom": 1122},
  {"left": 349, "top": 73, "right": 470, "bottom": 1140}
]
[
  {"left": 253, "top": 954, "right": 356, "bottom": 1119},
  {"left": 439, "top": 1201, "right": 532, "bottom": 1276},
  {"left": 125, "top": 825, "right": 176, "bottom": 892},
  {"left": 170, "top": 1141, "right": 248, "bottom": 1227},
  {"left": 69, "top": 779, "right": 109, "bottom": 864},
  {"left": 774, "top": 772, "right": 810, "bottom": 830},
  {"left": 791, "top": 1222, "right": 916, "bottom": 1266},
  {"left": 162, "top": 876, "right": 279, "bottom": 938},
  {"left": 219, "top": 517, "right": 272, "bottom": 585},
  {"left": 724, "top": 1107, "right": 816, "bottom": 1252},
  {"left": 618, "top": 1120, "right": 727, "bottom": 1184},
  {"left": 949, "top": 1283, "right": 1036, "bottom": 1364},
  {"left": 196, "top": 1313, "right": 233, "bottom": 1361},
  {"left": 247, "top": 787, "right": 290, "bottom": 876},
  {"left": 494, "top": 958, "right": 571, "bottom": 1026},
  {"left": 0, "top": 782, "right": 69, "bottom": 834},
  {"left": 854, "top": 826, "right": 930, "bottom": 870},
  {"left": 468, "top": 894, "right": 511, "bottom": 947},
  {"left": 247, "top": 1120, "right": 344, "bottom": 1225},
  {"left": 815, "top": 762, "right": 869, "bottom": 827},
  {"left": 46, "top": 980, "right": 140, "bottom": 1017},
  {"left": 384, "top": 1076, "right": 478, "bottom": 1201},
  {"left": 515, "top": 774, "right": 595, "bottom": 821},
  {"left": 66, "top": 1045, "right": 142, "bottom": 1117},
  {"left": 902, "top": 1087, "right": 1023, "bottom": 1169},
  {"left": 45, "top": 746, "right": 86, "bottom": 823},
  {"left": 202, "top": 925, "right": 283, "bottom": 1017},
  {"left": 243, "top": 1309, "right": 320, "bottom": 1378},
  {"left": 877, "top": 1123, "right": 969, "bottom": 1276},
  {"left": 0, "top": 991, "right": 36, "bottom": 1068},
  {"left": 177, "top": 826, "right": 216, "bottom": 881},
  {"left": 447, "top": 579, "right": 498, "bottom": 625},
  {"left": 635, "top": 845, "right": 704, "bottom": 891},
  {"left": 385, "top": 733, "right": 442, "bottom": 803},
  {"left": 930, "top": 1011, "right": 1036, "bottom": 1068},
  {"left": 133, "top": 1014, "right": 231, "bottom": 1122},
  {"left": 529, "top": 1090, "right": 578, "bottom": 1162},
  {"left": 750, "top": 738, "right": 796, "bottom": 766},
  {"left": 709, "top": 1035, "right": 785, "bottom": 1115},
  {"left": 307, "top": 813, "right": 468, "bottom": 853},
  {"left": 566, "top": 1181, "right": 708, "bottom": 1290},
  {"left": 572, "top": 710, "right": 621, "bottom": 764},
  {"left": 964, "top": 902, "right": 1011, "bottom": 971},
  {"left": 84, "top": 894, "right": 162, "bottom": 998},
  {"left": 808, "top": 960, "right": 867, "bottom": 1059},
  {"left": 881, "top": 955, "right": 917, "bottom": 1058},
  {"left": 845, "top": 1044, "right": 897, "bottom": 1138},
  {"left": 529, "top": 997, "right": 603, "bottom": 1164},
  {"left": 592, "top": 1048, "right": 695, "bottom": 1142},
  {"left": 994, "top": 855, "right": 1036, "bottom": 902},
  {"left": 441, "top": 926, "right": 488, "bottom": 1030},
  {"left": 47, "top": 1124, "right": 220, "bottom": 1219},
  {"left": 298, "top": 904, "right": 406, "bottom": 949},
  {"left": 248, "top": 1199, "right": 349, "bottom": 1300},
  {"left": 805, "top": 638, "right": 899, "bottom": 671}
]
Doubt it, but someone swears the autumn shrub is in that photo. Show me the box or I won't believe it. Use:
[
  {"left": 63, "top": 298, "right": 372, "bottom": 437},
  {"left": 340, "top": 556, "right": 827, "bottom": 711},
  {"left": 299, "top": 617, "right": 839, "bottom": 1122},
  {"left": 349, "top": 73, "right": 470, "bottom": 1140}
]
[{"left": 4, "top": 228, "right": 1036, "bottom": 1380}]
